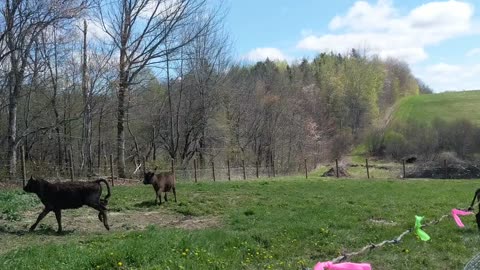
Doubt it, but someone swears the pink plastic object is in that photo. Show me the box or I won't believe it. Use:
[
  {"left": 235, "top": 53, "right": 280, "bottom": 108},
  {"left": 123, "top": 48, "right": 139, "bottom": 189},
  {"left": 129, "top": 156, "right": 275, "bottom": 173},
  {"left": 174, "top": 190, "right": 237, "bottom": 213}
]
[
  {"left": 313, "top": 261, "right": 372, "bottom": 270},
  {"left": 451, "top": 208, "right": 474, "bottom": 228}
]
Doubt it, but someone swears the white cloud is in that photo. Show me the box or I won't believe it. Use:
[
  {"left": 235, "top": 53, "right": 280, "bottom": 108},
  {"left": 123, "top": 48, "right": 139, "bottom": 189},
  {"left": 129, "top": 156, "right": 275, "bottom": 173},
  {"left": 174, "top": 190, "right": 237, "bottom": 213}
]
[
  {"left": 466, "top": 48, "right": 480, "bottom": 57},
  {"left": 418, "top": 62, "right": 480, "bottom": 91},
  {"left": 297, "top": 0, "right": 475, "bottom": 64},
  {"left": 244, "top": 48, "right": 288, "bottom": 62}
]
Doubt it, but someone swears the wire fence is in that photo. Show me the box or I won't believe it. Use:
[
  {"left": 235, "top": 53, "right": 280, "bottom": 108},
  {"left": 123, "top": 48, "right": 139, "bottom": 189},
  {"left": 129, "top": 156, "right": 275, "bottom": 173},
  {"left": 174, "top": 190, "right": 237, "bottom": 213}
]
[
  {"left": 0, "top": 153, "right": 475, "bottom": 188},
  {"left": 0, "top": 153, "right": 314, "bottom": 187}
]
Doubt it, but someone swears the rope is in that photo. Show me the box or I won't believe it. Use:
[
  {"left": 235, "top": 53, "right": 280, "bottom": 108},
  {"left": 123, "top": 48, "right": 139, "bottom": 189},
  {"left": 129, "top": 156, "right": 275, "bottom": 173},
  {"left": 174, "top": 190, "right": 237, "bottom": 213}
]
[{"left": 311, "top": 201, "right": 480, "bottom": 267}]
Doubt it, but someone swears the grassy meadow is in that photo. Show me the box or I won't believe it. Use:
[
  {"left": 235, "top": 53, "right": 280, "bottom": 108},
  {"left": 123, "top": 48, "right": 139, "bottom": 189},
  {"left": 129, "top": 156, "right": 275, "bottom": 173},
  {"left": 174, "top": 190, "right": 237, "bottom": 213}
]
[
  {"left": 393, "top": 90, "right": 480, "bottom": 125},
  {"left": 1, "top": 176, "right": 480, "bottom": 269}
]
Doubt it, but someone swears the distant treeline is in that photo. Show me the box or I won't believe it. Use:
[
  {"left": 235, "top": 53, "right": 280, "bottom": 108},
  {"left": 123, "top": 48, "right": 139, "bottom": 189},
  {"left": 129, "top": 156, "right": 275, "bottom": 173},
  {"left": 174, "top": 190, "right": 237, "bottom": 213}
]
[
  {"left": 1, "top": 47, "right": 427, "bottom": 178},
  {"left": 369, "top": 118, "right": 480, "bottom": 161}
]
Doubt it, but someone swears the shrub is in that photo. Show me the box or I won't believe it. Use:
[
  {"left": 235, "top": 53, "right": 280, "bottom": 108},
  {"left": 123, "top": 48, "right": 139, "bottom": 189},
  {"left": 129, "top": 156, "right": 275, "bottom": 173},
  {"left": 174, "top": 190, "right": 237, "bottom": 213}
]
[{"left": 384, "top": 131, "right": 408, "bottom": 160}]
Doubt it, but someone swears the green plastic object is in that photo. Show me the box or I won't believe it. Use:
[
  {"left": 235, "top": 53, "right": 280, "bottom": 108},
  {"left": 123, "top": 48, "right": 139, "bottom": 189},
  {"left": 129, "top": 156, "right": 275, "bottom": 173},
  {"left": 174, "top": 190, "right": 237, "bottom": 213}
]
[{"left": 414, "top": 215, "right": 431, "bottom": 241}]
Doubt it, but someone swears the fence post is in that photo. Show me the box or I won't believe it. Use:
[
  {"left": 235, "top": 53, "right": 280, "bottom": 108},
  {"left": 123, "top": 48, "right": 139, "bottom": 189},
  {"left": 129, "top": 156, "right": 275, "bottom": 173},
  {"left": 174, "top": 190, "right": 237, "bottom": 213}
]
[
  {"left": 335, "top": 159, "right": 339, "bottom": 178},
  {"left": 256, "top": 161, "right": 259, "bottom": 179},
  {"left": 271, "top": 155, "right": 275, "bottom": 177},
  {"left": 366, "top": 158, "right": 370, "bottom": 179},
  {"left": 142, "top": 156, "right": 146, "bottom": 175},
  {"left": 194, "top": 159, "right": 197, "bottom": 183},
  {"left": 21, "top": 145, "right": 26, "bottom": 187},
  {"left": 103, "top": 154, "right": 108, "bottom": 176},
  {"left": 110, "top": 154, "right": 114, "bottom": 187},
  {"left": 444, "top": 159, "right": 448, "bottom": 179},
  {"left": 242, "top": 160, "right": 246, "bottom": 180},
  {"left": 304, "top": 158, "right": 308, "bottom": 179},
  {"left": 227, "top": 159, "right": 231, "bottom": 181},
  {"left": 69, "top": 149, "right": 74, "bottom": 181},
  {"left": 403, "top": 159, "right": 406, "bottom": 179},
  {"left": 211, "top": 161, "right": 216, "bottom": 182}
]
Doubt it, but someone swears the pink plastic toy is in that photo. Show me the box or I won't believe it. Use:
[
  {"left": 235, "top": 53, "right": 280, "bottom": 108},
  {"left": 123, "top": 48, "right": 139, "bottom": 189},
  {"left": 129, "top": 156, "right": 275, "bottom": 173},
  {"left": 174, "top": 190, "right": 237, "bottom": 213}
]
[
  {"left": 313, "top": 261, "right": 372, "bottom": 270},
  {"left": 451, "top": 208, "right": 474, "bottom": 228}
]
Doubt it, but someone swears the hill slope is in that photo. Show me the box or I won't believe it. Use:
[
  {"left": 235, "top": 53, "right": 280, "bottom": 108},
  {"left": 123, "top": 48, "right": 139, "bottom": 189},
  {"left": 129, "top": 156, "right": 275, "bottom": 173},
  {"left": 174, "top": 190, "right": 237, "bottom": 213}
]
[{"left": 393, "top": 90, "right": 480, "bottom": 125}]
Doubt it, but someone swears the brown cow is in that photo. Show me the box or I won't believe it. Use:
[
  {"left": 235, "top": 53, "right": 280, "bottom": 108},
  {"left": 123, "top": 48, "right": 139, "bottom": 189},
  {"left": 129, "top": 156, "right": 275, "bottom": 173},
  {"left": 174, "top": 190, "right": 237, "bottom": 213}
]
[
  {"left": 143, "top": 167, "right": 177, "bottom": 205},
  {"left": 23, "top": 177, "right": 111, "bottom": 232}
]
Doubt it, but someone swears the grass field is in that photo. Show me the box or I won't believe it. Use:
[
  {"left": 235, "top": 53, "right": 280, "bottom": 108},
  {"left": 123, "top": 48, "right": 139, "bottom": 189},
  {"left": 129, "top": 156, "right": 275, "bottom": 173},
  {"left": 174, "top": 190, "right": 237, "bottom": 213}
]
[
  {"left": 393, "top": 90, "right": 480, "bottom": 125},
  {"left": 1, "top": 176, "right": 480, "bottom": 269}
]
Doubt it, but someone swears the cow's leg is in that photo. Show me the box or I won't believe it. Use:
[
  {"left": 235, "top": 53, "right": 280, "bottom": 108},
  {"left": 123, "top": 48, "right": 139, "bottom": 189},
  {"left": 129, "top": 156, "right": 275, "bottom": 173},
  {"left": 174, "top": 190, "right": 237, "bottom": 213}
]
[
  {"left": 100, "top": 209, "right": 109, "bottom": 230},
  {"left": 54, "top": 210, "right": 62, "bottom": 233},
  {"left": 164, "top": 192, "right": 168, "bottom": 202},
  {"left": 30, "top": 208, "right": 51, "bottom": 232},
  {"left": 88, "top": 203, "right": 110, "bottom": 231},
  {"left": 157, "top": 190, "right": 162, "bottom": 205},
  {"left": 173, "top": 187, "right": 177, "bottom": 203}
]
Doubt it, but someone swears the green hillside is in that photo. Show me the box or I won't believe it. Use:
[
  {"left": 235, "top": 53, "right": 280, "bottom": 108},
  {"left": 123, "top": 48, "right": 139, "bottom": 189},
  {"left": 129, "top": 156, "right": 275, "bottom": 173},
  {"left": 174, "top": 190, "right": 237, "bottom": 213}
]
[{"left": 393, "top": 90, "right": 480, "bottom": 125}]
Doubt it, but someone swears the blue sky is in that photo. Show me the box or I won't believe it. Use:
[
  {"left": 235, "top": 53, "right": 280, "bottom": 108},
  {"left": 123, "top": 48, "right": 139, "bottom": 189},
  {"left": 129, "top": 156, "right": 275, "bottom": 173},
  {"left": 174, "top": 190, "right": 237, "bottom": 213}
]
[{"left": 225, "top": 0, "right": 480, "bottom": 92}]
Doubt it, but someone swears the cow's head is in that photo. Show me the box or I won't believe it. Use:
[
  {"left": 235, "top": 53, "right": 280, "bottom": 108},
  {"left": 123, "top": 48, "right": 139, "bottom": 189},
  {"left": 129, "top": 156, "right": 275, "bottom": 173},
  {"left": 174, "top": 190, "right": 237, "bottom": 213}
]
[
  {"left": 23, "top": 176, "right": 40, "bottom": 193},
  {"left": 143, "top": 167, "right": 157, "bottom": 185}
]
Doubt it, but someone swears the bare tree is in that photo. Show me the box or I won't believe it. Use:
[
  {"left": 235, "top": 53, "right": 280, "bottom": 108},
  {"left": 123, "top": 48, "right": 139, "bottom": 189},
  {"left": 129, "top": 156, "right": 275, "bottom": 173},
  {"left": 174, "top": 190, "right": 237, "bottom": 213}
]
[
  {"left": 0, "top": 0, "right": 88, "bottom": 180},
  {"left": 96, "top": 0, "right": 215, "bottom": 177}
]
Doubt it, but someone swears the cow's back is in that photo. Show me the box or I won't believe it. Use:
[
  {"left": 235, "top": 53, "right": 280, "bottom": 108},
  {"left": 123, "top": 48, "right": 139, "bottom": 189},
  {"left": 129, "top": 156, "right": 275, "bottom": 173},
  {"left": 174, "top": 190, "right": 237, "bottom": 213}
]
[
  {"left": 43, "top": 182, "right": 100, "bottom": 209},
  {"left": 156, "top": 172, "right": 175, "bottom": 192}
]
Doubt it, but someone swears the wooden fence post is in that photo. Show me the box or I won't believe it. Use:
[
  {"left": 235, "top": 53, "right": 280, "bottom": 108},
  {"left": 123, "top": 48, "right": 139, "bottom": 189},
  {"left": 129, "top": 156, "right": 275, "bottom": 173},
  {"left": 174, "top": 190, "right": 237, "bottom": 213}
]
[
  {"left": 103, "top": 155, "right": 108, "bottom": 176},
  {"left": 211, "top": 161, "right": 216, "bottom": 182},
  {"left": 242, "top": 160, "right": 246, "bottom": 180},
  {"left": 256, "top": 161, "right": 259, "bottom": 179},
  {"left": 403, "top": 159, "right": 406, "bottom": 179},
  {"left": 227, "top": 159, "right": 231, "bottom": 181},
  {"left": 366, "top": 158, "right": 370, "bottom": 179},
  {"left": 194, "top": 159, "right": 197, "bottom": 183},
  {"left": 444, "top": 159, "right": 448, "bottom": 179},
  {"left": 304, "top": 158, "right": 308, "bottom": 179},
  {"left": 335, "top": 159, "right": 339, "bottom": 178},
  {"left": 21, "top": 145, "right": 26, "bottom": 187},
  {"left": 142, "top": 156, "right": 146, "bottom": 175},
  {"left": 69, "top": 149, "right": 74, "bottom": 181},
  {"left": 271, "top": 155, "right": 275, "bottom": 177},
  {"left": 110, "top": 154, "right": 114, "bottom": 187}
]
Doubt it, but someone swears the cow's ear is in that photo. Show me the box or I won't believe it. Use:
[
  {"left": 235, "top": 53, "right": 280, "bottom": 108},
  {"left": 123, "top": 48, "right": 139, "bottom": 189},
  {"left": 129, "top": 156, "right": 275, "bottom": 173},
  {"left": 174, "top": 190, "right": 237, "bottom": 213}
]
[{"left": 29, "top": 176, "right": 33, "bottom": 181}]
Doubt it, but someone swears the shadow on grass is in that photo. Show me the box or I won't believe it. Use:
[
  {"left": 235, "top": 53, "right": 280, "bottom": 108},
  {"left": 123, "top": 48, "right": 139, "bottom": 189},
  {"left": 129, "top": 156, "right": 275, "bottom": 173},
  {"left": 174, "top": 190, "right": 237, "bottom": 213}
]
[{"left": 0, "top": 226, "right": 74, "bottom": 236}]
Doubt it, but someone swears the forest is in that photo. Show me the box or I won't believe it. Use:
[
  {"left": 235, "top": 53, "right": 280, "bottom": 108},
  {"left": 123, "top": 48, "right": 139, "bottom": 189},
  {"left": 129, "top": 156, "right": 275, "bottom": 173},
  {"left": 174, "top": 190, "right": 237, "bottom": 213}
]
[{"left": 0, "top": 0, "right": 427, "bottom": 181}]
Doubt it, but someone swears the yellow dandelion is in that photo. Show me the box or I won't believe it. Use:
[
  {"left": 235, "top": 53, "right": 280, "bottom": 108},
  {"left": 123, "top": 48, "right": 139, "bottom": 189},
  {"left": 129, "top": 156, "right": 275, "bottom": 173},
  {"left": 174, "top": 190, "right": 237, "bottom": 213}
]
[{"left": 118, "top": 262, "right": 123, "bottom": 267}]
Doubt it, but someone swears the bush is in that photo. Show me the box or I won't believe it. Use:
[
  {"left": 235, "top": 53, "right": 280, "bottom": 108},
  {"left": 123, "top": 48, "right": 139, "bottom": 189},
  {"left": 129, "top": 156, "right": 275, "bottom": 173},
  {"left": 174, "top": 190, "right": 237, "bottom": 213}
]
[
  {"left": 365, "top": 128, "right": 385, "bottom": 156},
  {"left": 330, "top": 129, "right": 353, "bottom": 159},
  {"left": 384, "top": 131, "right": 408, "bottom": 160}
]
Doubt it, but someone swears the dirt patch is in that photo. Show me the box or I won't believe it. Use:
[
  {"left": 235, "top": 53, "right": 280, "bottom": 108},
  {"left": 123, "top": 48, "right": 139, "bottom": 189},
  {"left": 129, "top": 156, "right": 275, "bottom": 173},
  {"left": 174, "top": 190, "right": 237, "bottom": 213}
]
[
  {"left": 406, "top": 163, "right": 480, "bottom": 179},
  {"left": 1, "top": 207, "right": 221, "bottom": 234}
]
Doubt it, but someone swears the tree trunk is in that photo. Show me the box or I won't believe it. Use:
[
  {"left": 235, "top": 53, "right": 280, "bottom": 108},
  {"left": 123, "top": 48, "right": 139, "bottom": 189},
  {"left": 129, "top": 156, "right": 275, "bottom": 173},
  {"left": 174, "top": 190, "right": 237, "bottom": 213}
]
[
  {"left": 117, "top": 2, "right": 130, "bottom": 179},
  {"left": 81, "top": 20, "right": 93, "bottom": 176},
  {"left": 7, "top": 91, "right": 17, "bottom": 180},
  {"left": 117, "top": 54, "right": 128, "bottom": 178}
]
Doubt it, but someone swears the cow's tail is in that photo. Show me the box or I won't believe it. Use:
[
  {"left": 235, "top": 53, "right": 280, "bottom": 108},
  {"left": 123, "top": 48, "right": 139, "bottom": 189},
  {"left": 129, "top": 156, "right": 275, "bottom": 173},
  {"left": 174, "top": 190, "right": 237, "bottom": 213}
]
[
  {"left": 96, "top": 178, "right": 111, "bottom": 205},
  {"left": 468, "top": 188, "right": 480, "bottom": 211}
]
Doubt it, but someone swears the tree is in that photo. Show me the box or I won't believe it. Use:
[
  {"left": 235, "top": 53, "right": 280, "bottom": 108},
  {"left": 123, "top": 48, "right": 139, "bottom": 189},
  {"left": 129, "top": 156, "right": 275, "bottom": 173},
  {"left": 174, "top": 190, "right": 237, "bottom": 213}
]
[
  {"left": 96, "top": 0, "right": 216, "bottom": 177},
  {"left": 0, "top": 0, "right": 88, "bottom": 180}
]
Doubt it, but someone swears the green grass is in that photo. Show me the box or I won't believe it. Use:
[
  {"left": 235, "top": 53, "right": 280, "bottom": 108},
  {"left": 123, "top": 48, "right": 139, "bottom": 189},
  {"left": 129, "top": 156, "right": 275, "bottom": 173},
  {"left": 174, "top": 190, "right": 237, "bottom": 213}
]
[
  {"left": 1, "top": 177, "right": 480, "bottom": 269},
  {"left": 393, "top": 90, "right": 480, "bottom": 125}
]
